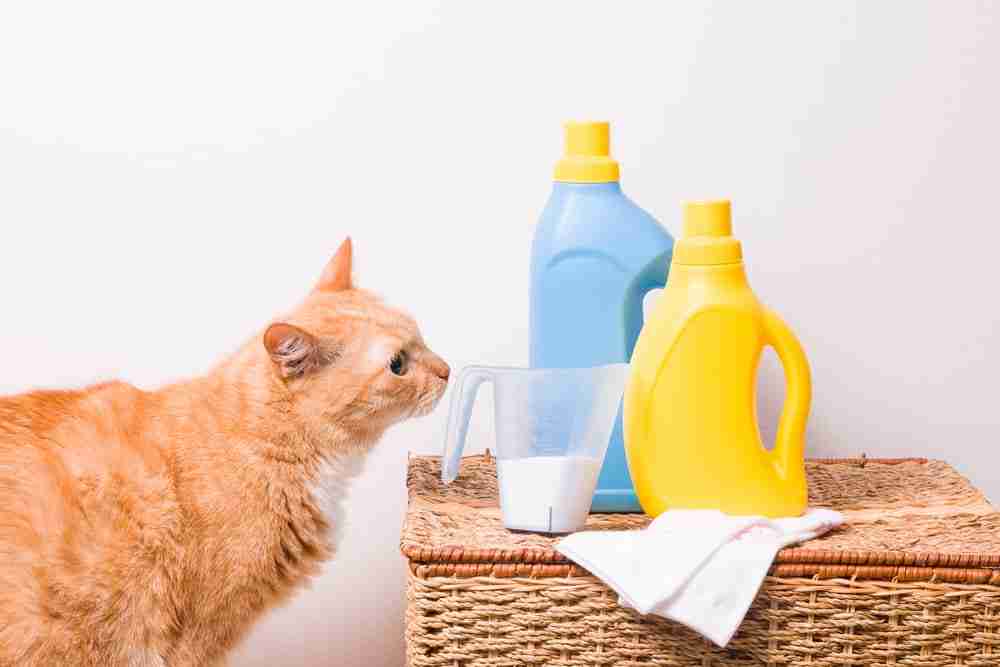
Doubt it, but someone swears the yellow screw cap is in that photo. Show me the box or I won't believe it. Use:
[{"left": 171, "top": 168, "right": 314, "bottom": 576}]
[
  {"left": 554, "top": 121, "right": 621, "bottom": 183},
  {"left": 674, "top": 200, "right": 743, "bottom": 265},
  {"left": 683, "top": 200, "right": 732, "bottom": 237}
]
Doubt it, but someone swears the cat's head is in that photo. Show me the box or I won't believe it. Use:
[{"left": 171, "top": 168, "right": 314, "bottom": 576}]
[{"left": 262, "top": 238, "right": 449, "bottom": 447}]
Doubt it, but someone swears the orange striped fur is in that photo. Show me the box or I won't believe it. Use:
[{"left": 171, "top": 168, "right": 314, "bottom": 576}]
[{"left": 0, "top": 239, "right": 449, "bottom": 666}]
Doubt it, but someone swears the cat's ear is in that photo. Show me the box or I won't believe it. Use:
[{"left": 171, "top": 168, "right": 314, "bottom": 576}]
[
  {"left": 315, "top": 237, "right": 353, "bottom": 292},
  {"left": 264, "top": 323, "right": 325, "bottom": 379}
]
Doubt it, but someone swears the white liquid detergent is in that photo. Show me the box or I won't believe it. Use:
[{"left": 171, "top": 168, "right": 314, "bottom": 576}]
[{"left": 497, "top": 456, "right": 602, "bottom": 533}]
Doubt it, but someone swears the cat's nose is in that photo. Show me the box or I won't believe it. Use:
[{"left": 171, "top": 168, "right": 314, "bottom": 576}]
[{"left": 427, "top": 354, "right": 450, "bottom": 381}]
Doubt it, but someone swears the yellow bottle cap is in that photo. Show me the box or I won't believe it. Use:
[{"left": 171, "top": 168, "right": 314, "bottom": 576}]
[
  {"left": 554, "top": 121, "right": 621, "bottom": 183},
  {"left": 674, "top": 200, "right": 743, "bottom": 265}
]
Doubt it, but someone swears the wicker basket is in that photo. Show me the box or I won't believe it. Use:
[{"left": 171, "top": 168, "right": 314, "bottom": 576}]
[{"left": 401, "top": 453, "right": 1000, "bottom": 666}]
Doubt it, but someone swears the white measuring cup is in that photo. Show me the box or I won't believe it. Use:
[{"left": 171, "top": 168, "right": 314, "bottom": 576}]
[{"left": 442, "top": 363, "right": 630, "bottom": 533}]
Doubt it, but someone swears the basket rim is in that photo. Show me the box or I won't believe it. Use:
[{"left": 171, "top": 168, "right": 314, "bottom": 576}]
[
  {"left": 402, "top": 455, "right": 1000, "bottom": 583},
  {"left": 406, "top": 560, "right": 1000, "bottom": 585}
]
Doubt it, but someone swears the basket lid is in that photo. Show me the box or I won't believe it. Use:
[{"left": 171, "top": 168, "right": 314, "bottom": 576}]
[{"left": 401, "top": 454, "right": 1000, "bottom": 583}]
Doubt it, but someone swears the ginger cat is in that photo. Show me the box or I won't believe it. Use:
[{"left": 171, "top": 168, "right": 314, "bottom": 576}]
[{"left": 0, "top": 238, "right": 449, "bottom": 667}]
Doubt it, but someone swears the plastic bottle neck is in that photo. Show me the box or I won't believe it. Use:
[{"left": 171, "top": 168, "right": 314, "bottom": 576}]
[
  {"left": 551, "top": 181, "right": 623, "bottom": 195},
  {"left": 667, "top": 261, "right": 749, "bottom": 290}
]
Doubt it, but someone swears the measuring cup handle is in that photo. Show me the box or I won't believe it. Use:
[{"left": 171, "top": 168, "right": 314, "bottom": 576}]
[{"left": 442, "top": 366, "right": 495, "bottom": 483}]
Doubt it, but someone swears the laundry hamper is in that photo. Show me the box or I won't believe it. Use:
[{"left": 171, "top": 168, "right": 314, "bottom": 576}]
[{"left": 401, "top": 453, "right": 1000, "bottom": 667}]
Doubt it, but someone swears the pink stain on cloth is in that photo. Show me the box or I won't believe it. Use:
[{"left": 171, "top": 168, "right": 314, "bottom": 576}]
[{"left": 556, "top": 508, "right": 843, "bottom": 647}]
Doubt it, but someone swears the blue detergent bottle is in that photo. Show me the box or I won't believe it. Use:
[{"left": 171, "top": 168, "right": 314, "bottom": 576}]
[{"left": 529, "top": 121, "right": 674, "bottom": 513}]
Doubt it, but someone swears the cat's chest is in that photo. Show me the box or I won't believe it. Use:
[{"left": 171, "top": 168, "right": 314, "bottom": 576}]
[{"left": 307, "top": 452, "right": 366, "bottom": 546}]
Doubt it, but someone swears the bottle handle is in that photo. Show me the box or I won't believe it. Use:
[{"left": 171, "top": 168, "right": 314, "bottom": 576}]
[
  {"left": 761, "top": 309, "right": 812, "bottom": 479},
  {"left": 442, "top": 366, "right": 496, "bottom": 483}
]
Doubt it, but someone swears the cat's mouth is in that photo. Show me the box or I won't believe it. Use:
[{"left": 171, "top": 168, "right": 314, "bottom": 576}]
[{"left": 413, "top": 380, "right": 448, "bottom": 417}]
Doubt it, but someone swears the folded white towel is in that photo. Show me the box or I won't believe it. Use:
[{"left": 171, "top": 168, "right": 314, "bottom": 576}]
[{"left": 555, "top": 508, "right": 843, "bottom": 647}]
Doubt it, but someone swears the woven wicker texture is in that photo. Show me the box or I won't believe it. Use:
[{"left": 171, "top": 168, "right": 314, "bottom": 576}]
[
  {"left": 402, "top": 454, "right": 999, "bottom": 577},
  {"left": 403, "top": 454, "right": 1000, "bottom": 666},
  {"left": 406, "top": 575, "right": 1000, "bottom": 667}
]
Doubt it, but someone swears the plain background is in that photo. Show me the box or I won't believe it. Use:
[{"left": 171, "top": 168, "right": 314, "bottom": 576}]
[{"left": 1, "top": 1, "right": 998, "bottom": 665}]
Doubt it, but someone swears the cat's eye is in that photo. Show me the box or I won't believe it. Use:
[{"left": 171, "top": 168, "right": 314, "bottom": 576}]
[{"left": 389, "top": 351, "right": 408, "bottom": 376}]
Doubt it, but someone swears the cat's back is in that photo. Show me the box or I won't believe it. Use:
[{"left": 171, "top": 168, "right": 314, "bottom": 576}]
[
  {"left": 0, "top": 381, "right": 182, "bottom": 666},
  {"left": 0, "top": 385, "right": 109, "bottom": 545},
  {"left": 0, "top": 381, "right": 162, "bottom": 515}
]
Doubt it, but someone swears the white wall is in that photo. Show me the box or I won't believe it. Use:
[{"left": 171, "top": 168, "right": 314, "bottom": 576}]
[{"left": 1, "top": 2, "right": 998, "bottom": 665}]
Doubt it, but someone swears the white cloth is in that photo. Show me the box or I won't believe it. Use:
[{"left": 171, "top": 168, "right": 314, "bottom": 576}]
[{"left": 555, "top": 508, "right": 843, "bottom": 647}]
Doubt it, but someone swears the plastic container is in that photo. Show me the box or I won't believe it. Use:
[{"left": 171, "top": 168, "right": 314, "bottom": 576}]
[
  {"left": 624, "top": 200, "right": 812, "bottom": 518},
  {"left": 441, "top": 364, "right": 629, "bottom": 533},
  {"left": 530, "top": 121, "right": 674, "bottom": 512}
]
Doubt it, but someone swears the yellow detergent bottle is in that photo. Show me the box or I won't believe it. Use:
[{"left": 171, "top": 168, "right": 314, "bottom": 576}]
[{"left": 624, "top": 200, "right": 811, "bottom": 518}]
